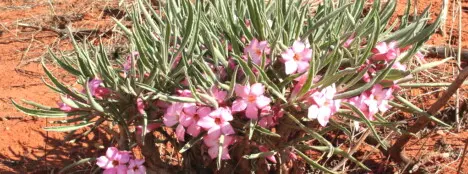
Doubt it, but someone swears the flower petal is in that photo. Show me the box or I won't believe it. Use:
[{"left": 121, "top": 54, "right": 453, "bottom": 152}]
[
  {"left": 245, "top": 104, "right": 259, "bottom": 119},
  {"left": 250, "top": 83, "right": 265, "bottom": 96},
  {"left": 284, "top": 61, "right": 298, "bottom": 74},
  {"left": 176, "top": 124, "right": 186, "bottom": 142},
  {"left": 235, "top": 84, "right": 250, "bottom": 98},
  {"left": 255, "top": 95, "right": 271, "bottom": 109},
  {"left": 221, "top": 122, "right": 235, "bottom": 135},
  {"left": 197, "top": 116, "right": 215, "bottom": 129},
  {"left": 232, "top": 99, "right": 248, "bottom": 112},
  {"left": 292, "top": 41, "right": 305, "bottom": 53}
]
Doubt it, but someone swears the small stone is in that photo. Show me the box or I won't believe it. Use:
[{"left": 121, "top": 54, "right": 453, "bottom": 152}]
[
  {"left": 441, "top": 153, "right": 450, "bottom": 158},
  {"left": 436, "top": 130, "right": 445, "bottom": 135}
]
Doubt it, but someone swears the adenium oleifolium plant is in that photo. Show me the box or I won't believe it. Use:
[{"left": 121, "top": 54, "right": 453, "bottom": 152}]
[{"left": 13, "top": 0, "right": 448, "bottom": 173}]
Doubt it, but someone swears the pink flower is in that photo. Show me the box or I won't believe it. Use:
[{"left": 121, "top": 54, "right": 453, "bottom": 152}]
[
  {"left": 343, "top": 35, "right": 354, "bottom": 48},
  {"left": 203, "top": 135, "right": 235, "bottom": 160},
  {"left": 347, "top": 95, "right": 377, "bottom": 120},
  {"left": 96, "top": 147, "right": 130, "bottom": 173},
  {"left": 289, "top": 74, "right": 321, "bottom": 101},
  {"left": 163, "top": 103, "right": 187, "bottom": 141},
  {"left": 136, "top": 98, "right": 145, "bottom": 115},
  {"left": 180, "top": 104, "right": 212, "bottom": 137},
  {"left": 258, "top": 105, "right": 284, "bottom": 128},
  {"left": 88, "top": 79, "right": 111, "bottom": 99},
  {"left": 307, "top": 85, "right": 341, "bottom": 127},
  {"left": 127, "top": 159, "right": 146, "bottom": 174},
  {"left": 58, "top": 102, "right": 73, "bottom": 112},
  {"left": 244, "top": 39, "right": 270, "bottom": 65},
  {"left": 176, "top": 89, "right": 193, "bottom": 97},
  {"left": 364, "top": 84, "right": 393, "bottom": 114},
  {"left": 371, "top": 41, "right": 400, "bottom": 62},
  {"left": 392, "top": 61, "right": 406, "bottom": 71},
  {"left": 198, "top": 107, "right": 235, "bottom": 139},
  {"left": 211, "top": 86, "right": 228, "bottom": 106},
  {"left": 232, "top": 83, "right": 272, "bottom": 120},
  {"left": 123, "top": 51, "right": 139, "bottom": 72},
  {"left": 281, "top": 41, "right": 312, "bottom": 74},
  {"left": 163, "top": 103, "right": 184, "bottom": 127},
  {"left": 259, "top": 145, "right": 277, "bottom": 163}
]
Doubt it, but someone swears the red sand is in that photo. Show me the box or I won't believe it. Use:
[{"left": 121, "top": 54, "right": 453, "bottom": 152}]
[{"left": 0, "top": 0, "right": 466, "bottom": 173}]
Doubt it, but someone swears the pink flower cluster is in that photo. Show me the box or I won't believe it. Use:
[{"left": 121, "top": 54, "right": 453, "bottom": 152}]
[
  {"left": 346, "top": 84, "right": 393, "bottom": 120},
  {"left": 96, "top": 147, "right": 145, "bottom": 174},
  {"left": 307, "top": 85, "right": 341, "bottom": 126},
  {"left": 162, "top": 83, "right": 281, "bottom": 159},
  {"left": 362, "top": 41, "right": 405, "bottom": 82}
]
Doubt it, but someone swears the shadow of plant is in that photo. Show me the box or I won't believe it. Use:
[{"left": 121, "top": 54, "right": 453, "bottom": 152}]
[{"left": 0, "top": 127, "right": 112, "bottom": 173}]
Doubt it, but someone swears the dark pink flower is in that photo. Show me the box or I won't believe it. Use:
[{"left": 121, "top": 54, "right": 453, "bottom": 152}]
[
  {"left": 127, "top": 159, "right": 146, "bottom": 174},
  {"left": 88, "top": 79, "right": 111, "bottom": 99},
  {"left": 58, "top": 102, "right": 73, "bottom": 112},
  {"left": 258, "top": 145, "right": 277, "bottom": 163},
  {"left": 136, "top": 98, "right": 145, "bottom": 115}
]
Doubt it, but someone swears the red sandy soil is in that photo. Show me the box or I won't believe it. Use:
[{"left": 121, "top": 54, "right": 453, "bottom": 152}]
[{"left": 0, "top": 0, "right": 466, "bottom": 173}]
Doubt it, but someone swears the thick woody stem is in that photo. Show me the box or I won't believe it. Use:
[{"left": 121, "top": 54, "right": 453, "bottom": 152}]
[{"left": 389, "top": 67, "right": 468, "bottom": 165}]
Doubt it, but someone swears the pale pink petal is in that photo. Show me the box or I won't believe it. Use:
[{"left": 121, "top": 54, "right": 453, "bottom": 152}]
[
  {"left": 207, "top": 126, "right": 222, "bottom": 139},
  {"left": 292, "top": 41, "right": 305, "bottom": 53},
  {"left": 106, "top": 147, "right": 120, "bottom": 159},
  {"left": 221, "top": 146, "right": 231, "bottom": 160},
  {"left": 186, "top": 124, "right": 201, "bottom": 137},
  {"left": 183, "top": 103, "right": 197, "bottom": 116},
  {"left": 220, "top": 122, "right": 235, "bottom": 135},
  {"left": 176, "top": 124, "right": 186, "bottom": 141},
  {"left": 220, "top": 108, "right": 234, "bottom": 121},
  {"left": 96, "top": 156, "right": 113, "bottom": 169},
  {"left": 208, "top": 146, "right": 219, "bottom": 159},
  {"left": 296, "top": 61, "right": 310, "bottom": 74},
  {"left": 300, "top": 48, "right": 313, "bottom": 61},
  {"left": 317, "top": 108, "right": 332, "bottom": 126},
  {"left": 372, "top": 42, "right": 388, "bottom": 54},
  {"left": 203, "top": 136, "right": 218, "bottom": 147},
  {"left": 250, "top": 83, "right": 265, "bottom": 96},
  {"left": 284, "top": 61, "right": 298, "bottom": 74},
  {"left": 232, "top": 99, "right": 248, "bottom": 112},
  {"left": 245, "top": 104, "right": 259, "bottom": 119},
  {"left": 255, "top": 95, "right": 271, "bottom": 109},
  {"left": 281, "top": 49, "right": 295, "bottom": 62},
  {"left": 235, "top": 84, "right": 250, "bottom": 98},
  {"left": 197, "top": 117, "right": 215, "bottom": 129},
  {"left": 308, "top": 105, "right": 319, "bottom": 119},
  {"left": 197, "top": 107, "right": 212, "bottom": 117}
]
